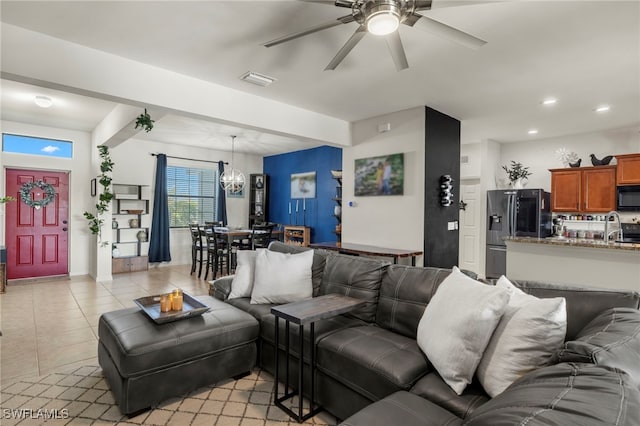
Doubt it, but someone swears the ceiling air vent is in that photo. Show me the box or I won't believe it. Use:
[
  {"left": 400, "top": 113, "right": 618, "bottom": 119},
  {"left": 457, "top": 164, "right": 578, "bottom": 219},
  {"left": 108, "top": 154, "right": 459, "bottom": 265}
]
[{"left": 240, "top": 71, "right": 276, "bottom": 87}]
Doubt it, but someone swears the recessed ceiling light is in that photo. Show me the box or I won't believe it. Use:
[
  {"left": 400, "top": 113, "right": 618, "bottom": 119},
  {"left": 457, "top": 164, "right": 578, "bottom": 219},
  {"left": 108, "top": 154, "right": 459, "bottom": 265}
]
[
  {"left": 528, "top": 129, "right": 539, "bottom": 135},
  {"left": 541, "top": 98, "right": 557, "bottom": 106},
  {"left": 34, "top": 95, "right": 53, "bottom": 108},
  {"left": 595, "top": 105, "right": 610, "bottom": 113},
  {"left": 240, "top": 71, "right": 276, "bottom": 87}
]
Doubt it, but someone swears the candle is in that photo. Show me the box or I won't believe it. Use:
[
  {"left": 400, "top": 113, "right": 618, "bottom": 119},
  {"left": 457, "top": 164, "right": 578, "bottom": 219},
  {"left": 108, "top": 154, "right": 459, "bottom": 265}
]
[
  {"left": 160, "top": 295, "right": 171, "bottom": 313},
  {"left": 303, "top": 197, "right": 306, "bottom": 211},
  {"left": 172, "top": 289, "right": 183, "bottom": 311},
  {"left": 296, "top": 200, "right": 299, "bottom": 212},
  {"left": 289, "top": 202, "right": 292, "bottom": 215}
]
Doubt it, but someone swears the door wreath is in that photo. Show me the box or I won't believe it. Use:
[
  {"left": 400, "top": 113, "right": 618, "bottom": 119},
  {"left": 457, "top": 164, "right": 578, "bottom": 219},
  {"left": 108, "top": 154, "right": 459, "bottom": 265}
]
[{"left": 20, "top": 180, "right": 56, "bottom": 209}]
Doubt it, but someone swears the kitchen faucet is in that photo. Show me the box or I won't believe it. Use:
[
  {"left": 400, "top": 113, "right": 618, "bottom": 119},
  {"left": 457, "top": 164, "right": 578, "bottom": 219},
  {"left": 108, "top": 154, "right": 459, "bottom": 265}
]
[{"left": 604, "top": 211, "right": 624, "bottom": 243}]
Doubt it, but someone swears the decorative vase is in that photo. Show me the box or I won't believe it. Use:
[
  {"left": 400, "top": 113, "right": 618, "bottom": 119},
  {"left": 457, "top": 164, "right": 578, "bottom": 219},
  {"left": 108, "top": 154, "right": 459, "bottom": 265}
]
[
  {"left": 136, "top": 230, "right": 148, "bottom": 242},
  {"left": 334, "top": 205, "right": 342, "bottom": 217},
  {"left": 112, "top": 247, "right": 120, "bottom": 257},
  {"left": 512, "top": 179, "right": 525, "bottom": 189},
  {"left": 129, "top": 218, "right": 139, "bottom": 228},
  {"left": 112, "top": 218, "right": 118, "bottom": 229}
]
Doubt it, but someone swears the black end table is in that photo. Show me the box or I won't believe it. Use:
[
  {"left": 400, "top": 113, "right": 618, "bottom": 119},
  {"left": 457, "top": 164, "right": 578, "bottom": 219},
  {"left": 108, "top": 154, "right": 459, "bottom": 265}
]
[{"left": 270, "top": 294, "right": 366, "bottom": 423}]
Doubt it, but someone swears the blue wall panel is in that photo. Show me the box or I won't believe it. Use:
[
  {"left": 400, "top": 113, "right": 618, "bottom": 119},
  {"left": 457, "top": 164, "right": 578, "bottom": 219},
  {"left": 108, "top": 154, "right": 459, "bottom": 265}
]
[{"left": 264, "top": 146, "right": 342, "bottom": 243}]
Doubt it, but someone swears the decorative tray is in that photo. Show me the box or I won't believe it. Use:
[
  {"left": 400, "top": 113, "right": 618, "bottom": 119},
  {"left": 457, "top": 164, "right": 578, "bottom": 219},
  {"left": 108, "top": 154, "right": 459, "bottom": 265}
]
[{"left": 134, "top": 292, "right": 210, "bottom": 324}]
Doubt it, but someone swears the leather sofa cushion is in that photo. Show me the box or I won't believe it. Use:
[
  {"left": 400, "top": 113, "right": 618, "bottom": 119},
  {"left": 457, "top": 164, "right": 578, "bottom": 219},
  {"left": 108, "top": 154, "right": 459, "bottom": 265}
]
[
  {"left": 317, "top": 325, "right": 430, "bottom": 401},
  {"left": 555, "top": 307, "right": 640, "bottom": 387},
  {"left": 261, "top": 313, "right": 367, "bottom": 362},
  {"left": 225, "top": 297, "right": 274, "bottom": 321},
  {"left": 376, "top": 265, "right": 450, "bottom": 339},
  {"left": 464, "top": 363, "right": 640, "bottom": 426},
  {"left": 268, "top": 241, "right": 329, "bottom": 296},
  {"left": 340, "top": 391, "right": 463, "bottom": 426},
  {"left": 410, "top": 372, "right": 489, "bottom": 419},
  {"left": 506, "top": 279, "right": 640, "bottom": 340},
  {"left": 320, "top": 254, "right": 388, "bottom": 322},
  {"left": 98, "top": 296, "right": 259, "bottom": 377}
]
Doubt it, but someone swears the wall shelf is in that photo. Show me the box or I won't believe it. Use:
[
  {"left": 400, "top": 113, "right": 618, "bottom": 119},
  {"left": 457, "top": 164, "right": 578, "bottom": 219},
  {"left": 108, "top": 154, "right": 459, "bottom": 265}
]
[
  {"left": 112, "top": 184, "right": 149, "bottom": 273},
  {"left": 249, "top": 174, "right": 268, "bottom": 228}
]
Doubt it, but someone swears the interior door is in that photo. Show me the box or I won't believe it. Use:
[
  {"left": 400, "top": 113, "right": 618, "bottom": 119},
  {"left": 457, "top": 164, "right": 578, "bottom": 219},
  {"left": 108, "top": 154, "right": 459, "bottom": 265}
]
[
  {"left": 459, "top": 183, "right": 480, "bottom": 275},
  {"left": 5, "top": 169, "right": 69, "bottom": 279}
]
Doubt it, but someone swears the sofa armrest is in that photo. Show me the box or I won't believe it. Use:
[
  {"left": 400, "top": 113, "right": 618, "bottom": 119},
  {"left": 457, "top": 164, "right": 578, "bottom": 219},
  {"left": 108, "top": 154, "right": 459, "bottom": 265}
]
[
  {"left": 210, "top": 275, "right": 234, "bottom": 300},
  {"left": 555, "top": 307, "right": 640, "bottom": 387}
]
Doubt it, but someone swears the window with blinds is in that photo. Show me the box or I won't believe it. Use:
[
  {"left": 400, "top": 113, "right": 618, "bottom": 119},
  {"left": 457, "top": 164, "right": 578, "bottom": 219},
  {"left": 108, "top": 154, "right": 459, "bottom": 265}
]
[{"left": 167, "top": 165, "right": 218, "bottom": 227}]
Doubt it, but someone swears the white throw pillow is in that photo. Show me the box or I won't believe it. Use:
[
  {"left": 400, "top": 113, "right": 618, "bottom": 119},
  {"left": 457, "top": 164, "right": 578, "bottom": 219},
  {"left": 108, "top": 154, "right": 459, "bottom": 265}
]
[
  {"left": 228, "top": 250, "right": 264, "bottom": 299},
  {"left": 250, "top": 249, "right": 314, "bottom": 304},
  {"left": 476, "top": 276, "right": 567, "bottom": 397},
  {"left": 417, "top": 267, "right": 509, "bottom": 395}
]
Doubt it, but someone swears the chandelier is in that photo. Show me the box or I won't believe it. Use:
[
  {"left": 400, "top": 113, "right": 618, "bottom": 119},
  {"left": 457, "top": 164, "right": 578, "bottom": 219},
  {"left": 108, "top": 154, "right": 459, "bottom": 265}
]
[{"left": 220, "top": 135, "right": 246, "bottom": 193}]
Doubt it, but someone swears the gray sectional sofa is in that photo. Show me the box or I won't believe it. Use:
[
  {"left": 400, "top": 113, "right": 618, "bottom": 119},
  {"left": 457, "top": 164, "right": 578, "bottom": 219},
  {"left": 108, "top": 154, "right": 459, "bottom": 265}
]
[{"left": 211, "top": 241, "right": 640, "bottom": 425}]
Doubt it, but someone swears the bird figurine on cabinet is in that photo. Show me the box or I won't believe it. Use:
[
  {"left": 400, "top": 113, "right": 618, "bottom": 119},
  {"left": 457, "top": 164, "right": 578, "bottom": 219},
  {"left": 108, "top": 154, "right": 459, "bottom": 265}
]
[
  {"left": 590, "top": 154, "right": 613, "bottom": 166},
  {"left": 569, "top": 159, "right": 582, "bottom": 168}
]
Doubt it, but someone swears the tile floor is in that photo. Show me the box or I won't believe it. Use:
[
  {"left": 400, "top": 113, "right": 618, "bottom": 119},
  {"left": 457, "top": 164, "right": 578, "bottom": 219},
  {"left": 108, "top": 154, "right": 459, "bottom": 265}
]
[{"left": 0, "top": 265, "right": 211, "bottom": 383}]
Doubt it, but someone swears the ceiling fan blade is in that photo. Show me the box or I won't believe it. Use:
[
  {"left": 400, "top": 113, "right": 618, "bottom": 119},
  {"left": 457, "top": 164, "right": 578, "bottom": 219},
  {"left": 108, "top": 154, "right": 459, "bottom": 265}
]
[
  {"left": 385, "top": 31, "right": 409, "bottom": 71},
  {"left": 406, "top": 13, "right": 486, "bottom": 49},
  {"left": 334, "top": 0, "right": 355, "bottom": 8},
  {"left": 264, "top": 15, "right": 355, "bottom": 48},
  {"left": 325, "top": 25, "right": 367, "bottom": 70},
  {"left": 413, "top": 0, "right": 433, "bottom": 11}
]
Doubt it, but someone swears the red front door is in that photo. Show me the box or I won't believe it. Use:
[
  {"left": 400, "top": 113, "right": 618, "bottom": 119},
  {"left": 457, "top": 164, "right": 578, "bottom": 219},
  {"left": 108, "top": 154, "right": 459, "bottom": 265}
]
[{"left": 5, "top": 169, "right": 69, "bottom": 279}]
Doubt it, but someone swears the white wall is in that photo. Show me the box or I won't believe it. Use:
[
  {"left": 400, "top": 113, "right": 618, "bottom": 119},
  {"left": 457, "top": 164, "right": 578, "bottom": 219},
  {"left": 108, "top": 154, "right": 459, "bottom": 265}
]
[
  {"left": 109, "top": 138, "right": 263, "bottom": 267},
  {"left": 499, "top": 126, "right": 640, "bottom": 191},
  {"left": 342, "top": 107, "right": 425, "bottom": 261},
  {"left": 0, "top": 120, "right": 94, "bottom": 276}
]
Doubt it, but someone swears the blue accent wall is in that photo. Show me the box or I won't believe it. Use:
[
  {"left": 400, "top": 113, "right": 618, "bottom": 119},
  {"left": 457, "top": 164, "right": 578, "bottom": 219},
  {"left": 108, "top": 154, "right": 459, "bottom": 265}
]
[{"left": 264, "top": 146, "right": 342, "bottom": 243}]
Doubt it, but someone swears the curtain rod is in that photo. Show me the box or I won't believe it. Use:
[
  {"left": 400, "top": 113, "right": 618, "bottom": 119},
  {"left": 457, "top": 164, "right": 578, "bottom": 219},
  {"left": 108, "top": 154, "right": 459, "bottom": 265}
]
[{"left": 150, "top": 153, "right": 228, "bottom": 165}]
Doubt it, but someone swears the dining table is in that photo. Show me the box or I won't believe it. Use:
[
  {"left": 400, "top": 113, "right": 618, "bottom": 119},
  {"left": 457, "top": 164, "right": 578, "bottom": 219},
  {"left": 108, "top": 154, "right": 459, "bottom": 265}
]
[{"left": 206, "top": 227, "right": 283, "bottom": 274}]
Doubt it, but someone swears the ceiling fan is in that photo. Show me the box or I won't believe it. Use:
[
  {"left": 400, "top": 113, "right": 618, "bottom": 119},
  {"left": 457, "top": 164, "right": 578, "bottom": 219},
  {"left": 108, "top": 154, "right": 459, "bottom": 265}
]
[{"left": 264, "top": 0, "right": 486, "bottom": 71}]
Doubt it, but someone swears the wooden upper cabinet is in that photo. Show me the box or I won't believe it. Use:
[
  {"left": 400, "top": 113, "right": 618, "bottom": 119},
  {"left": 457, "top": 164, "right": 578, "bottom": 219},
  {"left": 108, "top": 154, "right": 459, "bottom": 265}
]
[
  {"left": 582, "top": 167, "right": 616, "bottom": 212},
  {"left": 550, "top": 169, "right": 581, "bottom": 212},
  {"left": 616, "top": 153, "right": 640, "bottom": 185},
  {"left": 549, "top": 166, "right": 615, "bottom": 212}
]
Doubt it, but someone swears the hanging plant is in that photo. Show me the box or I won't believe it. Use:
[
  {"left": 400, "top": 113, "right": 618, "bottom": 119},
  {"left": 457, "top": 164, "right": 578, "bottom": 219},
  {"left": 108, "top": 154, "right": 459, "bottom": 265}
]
[
  {"left": 134, "top": 108, "right": 154, "bottom": 132},
  {"left": 20, "top": 180, "right": 56, "bottom": 209},
  {"left": 83, "top": 146, "right": 114, "bottom": 246}
]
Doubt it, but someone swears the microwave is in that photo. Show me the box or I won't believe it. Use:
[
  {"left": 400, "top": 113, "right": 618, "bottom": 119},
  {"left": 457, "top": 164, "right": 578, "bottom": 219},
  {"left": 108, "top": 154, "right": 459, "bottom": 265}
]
[{"left": 617, "top": 185, "right": 640, "bottom": 211}]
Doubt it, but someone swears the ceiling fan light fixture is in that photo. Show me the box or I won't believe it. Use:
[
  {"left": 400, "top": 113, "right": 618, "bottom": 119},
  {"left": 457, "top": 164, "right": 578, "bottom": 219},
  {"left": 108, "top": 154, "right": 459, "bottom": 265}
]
[{"left": 366, "top": 3, "right": 401, "bottom": 36}]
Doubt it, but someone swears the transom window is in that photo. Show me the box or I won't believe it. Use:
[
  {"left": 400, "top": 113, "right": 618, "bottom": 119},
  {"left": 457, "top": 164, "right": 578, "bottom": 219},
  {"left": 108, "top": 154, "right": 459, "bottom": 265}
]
[
  {"left": 167, "top": 165, "right": 218, "bottom": 227},
  {"left": 2, "top": 133, "right": 73, "bottom": 158}
]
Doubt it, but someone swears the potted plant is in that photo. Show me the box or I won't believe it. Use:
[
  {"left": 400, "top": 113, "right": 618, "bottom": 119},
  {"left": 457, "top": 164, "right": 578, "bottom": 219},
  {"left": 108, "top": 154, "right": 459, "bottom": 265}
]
[{"left": 502, "top": 161, "right": 532, "bottom": 189}]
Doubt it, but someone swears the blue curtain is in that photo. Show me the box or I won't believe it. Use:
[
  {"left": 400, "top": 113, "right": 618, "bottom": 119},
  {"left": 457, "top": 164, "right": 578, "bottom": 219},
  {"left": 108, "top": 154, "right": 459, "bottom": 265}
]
[
  {"left": 217, "top": 161, "right": 228, "bottom": 225},
  {"left": 149, "top": 154, "right": 171, "bottom": 262}
]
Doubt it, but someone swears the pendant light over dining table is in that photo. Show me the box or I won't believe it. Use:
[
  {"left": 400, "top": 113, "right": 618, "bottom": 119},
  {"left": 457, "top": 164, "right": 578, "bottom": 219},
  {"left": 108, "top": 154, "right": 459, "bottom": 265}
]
[{"left": 220, "top": 135, "right": 246, "bottom": 193}]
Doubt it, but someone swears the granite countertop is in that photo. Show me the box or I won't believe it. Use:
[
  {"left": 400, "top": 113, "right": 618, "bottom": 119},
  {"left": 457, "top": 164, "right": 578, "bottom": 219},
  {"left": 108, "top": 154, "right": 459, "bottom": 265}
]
[{"left": 505, "top": 236, "right": 640, "bottom": 251}]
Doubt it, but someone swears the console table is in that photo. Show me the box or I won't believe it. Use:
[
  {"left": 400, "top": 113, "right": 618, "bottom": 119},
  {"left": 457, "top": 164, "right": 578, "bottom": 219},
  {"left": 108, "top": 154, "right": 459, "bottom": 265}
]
[
  {"left": 309, "top": 242, "right": 423, "bottom": 266},
  {"left": 271, "top": 294, "right": 365, "bottom": 422}
]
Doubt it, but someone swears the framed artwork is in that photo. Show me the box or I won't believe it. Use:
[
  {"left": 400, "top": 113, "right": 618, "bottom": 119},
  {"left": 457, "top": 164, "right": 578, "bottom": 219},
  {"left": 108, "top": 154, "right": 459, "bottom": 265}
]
[
  {"left": 90, "top": 178, "right": 97, "bottom": 197},
  {"left": 354, "top": 153, "right": 404, "bottom": 196},
  {"left": 227, "top": 187, "right": 244, "bottom": 198},
  {"left": 291, "top": 171, "right": 316, "bottom": 199}
]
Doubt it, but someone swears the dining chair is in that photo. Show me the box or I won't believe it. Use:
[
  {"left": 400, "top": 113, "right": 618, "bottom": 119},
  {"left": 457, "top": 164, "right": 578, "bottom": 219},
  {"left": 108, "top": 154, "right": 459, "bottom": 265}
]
[
  {"left": 206, "top": 227, "right": 230, "bottom": 280},
  {"left": 188, "top": 223, "right": 206, "bottom": 277},
  {"left": 251, "top": 222, "right": 276, "bottom": 250}
]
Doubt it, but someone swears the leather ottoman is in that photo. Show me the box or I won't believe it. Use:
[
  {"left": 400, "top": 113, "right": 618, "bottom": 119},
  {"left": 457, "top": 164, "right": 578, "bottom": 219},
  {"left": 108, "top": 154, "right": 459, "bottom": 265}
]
[{"left": 98, "top": 295, "right": 259, "bottom": 415}]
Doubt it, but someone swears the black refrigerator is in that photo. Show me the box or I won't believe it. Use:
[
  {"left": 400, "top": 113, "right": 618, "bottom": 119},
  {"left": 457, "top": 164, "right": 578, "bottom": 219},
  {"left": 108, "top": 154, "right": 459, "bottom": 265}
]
[{"left": 486, "top": 189, "right": 552, "bottom": 278}]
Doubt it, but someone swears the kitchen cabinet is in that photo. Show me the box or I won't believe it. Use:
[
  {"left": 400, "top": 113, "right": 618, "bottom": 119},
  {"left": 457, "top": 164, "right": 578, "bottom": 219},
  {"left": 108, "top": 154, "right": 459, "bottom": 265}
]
[
  {"left": 615, "top": 153, "right": 640, "bottom": 185},
  {"left": 549, "top": 166, "right": 615, "bottom": 213}
]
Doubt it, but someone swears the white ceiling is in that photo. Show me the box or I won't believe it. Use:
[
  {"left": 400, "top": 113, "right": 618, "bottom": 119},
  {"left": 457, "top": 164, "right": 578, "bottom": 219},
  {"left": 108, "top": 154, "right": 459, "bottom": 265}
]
[{"left": 1, "top": 0, "right": 639, "bottom": 154}]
